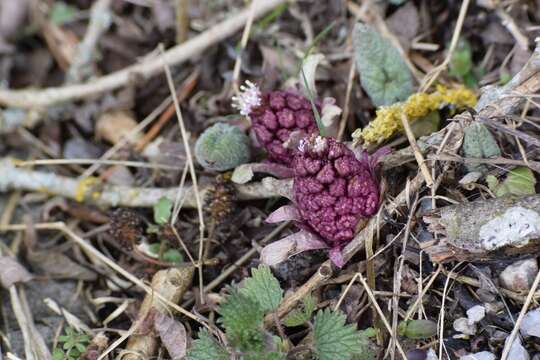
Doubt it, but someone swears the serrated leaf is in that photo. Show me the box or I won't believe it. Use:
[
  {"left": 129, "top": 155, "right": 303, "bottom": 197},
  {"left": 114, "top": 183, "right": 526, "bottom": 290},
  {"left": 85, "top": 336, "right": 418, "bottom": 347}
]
[
  {"left": 153, "top": 197, "right": 173, "bottom": 224},
  {"left": 462, "top": 122, "right": 501, "bottom": 173},
  {"left": 282, "top": 294, "right": 316, "bottom": 327},
  {"left": 187, "top": 329, "right": 229, "bottom": 360},
  {"left": 240, "top": 265, "right": 283, "bottom": 313},
  {"left": 313, "top": 309, "right": 362, "bottom": 360},
  {"left": 218, "top": 287, "right": 265, "bottom": 350},
  {"left": 52, "top": 348, "right": 64, "bottom": 360},
  {"left": 352, "top": 23, "right": 413, "bottom": 106},
  {"left": 487, "top": 167, "right": 536, "bottom": 197}
]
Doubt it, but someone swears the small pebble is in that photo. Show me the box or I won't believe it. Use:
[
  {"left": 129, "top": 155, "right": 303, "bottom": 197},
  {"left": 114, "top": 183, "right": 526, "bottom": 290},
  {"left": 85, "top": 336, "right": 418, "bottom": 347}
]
[{"left": 499, "top": 258, "right": 538, "bottom": 292}]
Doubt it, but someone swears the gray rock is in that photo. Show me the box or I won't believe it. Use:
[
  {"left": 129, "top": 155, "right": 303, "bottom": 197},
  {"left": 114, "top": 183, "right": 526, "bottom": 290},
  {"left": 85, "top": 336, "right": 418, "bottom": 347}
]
[{"left": 499, "top": 258, "right": 538, "bottom": 292}]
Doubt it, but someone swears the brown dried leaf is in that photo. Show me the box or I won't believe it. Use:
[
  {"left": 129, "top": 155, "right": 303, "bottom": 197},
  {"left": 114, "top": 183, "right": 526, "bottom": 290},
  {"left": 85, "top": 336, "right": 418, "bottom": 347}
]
[
  {"left": 96, "top": 110, "right": 140, "bottom": 145},
  {"left": 0, "top": 256, "right": 33, "bottom": 288}
]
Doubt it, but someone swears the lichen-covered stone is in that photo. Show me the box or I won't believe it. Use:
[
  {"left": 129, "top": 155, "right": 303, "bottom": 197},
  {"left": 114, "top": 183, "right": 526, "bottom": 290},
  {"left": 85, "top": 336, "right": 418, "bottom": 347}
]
[{"left": 195, "top": 123, "right": 251, "bottom": 172}]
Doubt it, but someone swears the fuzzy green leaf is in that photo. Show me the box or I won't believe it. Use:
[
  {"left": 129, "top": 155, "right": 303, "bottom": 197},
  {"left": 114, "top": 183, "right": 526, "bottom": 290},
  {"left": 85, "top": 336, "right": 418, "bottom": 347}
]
[
  {"left": 462, "top": 122, "right": 501, "bottom": 173},
  {"left": 187, "top": 329, "right": 229, "bottom": 360},
  {"left": 218, "top": 287, "right": 265, "bottom": 350},
  {"left": 240, "top": 265, "right": 283, "bottom": 313},
  {"left": 195, "top": 123, "right": 251, "bottom": 172},
  {"left": 486, "top": 167, "right": 536, "bottom": 197},
  {"left": 352, "top": 23, "right": 413, "bottom": 106},
  {"left": 153, "top": 197, "right": 173, "bottom": 225},
  {"left": 282, "top": 294, "right": 316, "bottom": 327},
  {"left": 313, "top": 309, "right": 363, "bottom": 360}
]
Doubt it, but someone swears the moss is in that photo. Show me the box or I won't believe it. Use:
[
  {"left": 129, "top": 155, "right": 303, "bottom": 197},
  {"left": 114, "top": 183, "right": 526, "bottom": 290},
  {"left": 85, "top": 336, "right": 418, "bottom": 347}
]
[{"left": 355, "top": 85, "right": 477, "bottom": 146}]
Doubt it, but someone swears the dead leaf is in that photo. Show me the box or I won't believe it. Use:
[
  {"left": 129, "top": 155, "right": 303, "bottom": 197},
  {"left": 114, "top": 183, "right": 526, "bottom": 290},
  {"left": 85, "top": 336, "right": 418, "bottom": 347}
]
[
  {"left": 154, "top": 312, "right": 187, "bottom": 360},
  {"left": 27, "top": 250, "right": 97, "bottom": 281},
  {"left": 96, "top": 110, "right": 140, "bottom": 145},
  {"left": 386, "top": 2, "right": 420, "bottom": 51},
  {"left": 0, "top": 256, "right": 33, "bottom": 288}
]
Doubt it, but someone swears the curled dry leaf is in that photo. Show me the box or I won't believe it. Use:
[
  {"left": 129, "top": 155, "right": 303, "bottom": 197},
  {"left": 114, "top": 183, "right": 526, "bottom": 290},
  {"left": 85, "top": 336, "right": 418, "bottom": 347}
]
[
  {"left": 266, "top": 205, "right": 300, "bottom": 223},
  {"left": 260, "top": 230, "right": 327, "bottom": 266},
  {"left": 231, "top": 162, "right": 294, "bottom": 184},
  {"left": 0, "top": 256, "right": 33, "bottom": 288},
  {"left": 154, "top": 312, "right": 187, "bottom": 360}
]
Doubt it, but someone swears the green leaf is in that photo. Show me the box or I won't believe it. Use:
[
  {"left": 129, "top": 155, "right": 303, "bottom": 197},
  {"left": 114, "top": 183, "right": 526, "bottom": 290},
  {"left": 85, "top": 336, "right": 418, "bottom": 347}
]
[
  {"left": 462, "top": 122, "right": 501, "bottom": 173},
  {"left": 163, "top": 248, "right": 183, "bottom": 264},
  {"left": 153, "top": 197, "right": 173, "bottom": 225},
  {"left": 187, "top": 329, "right": 229, "bottom": 360},
  {"left": 449, "top": 39, "right": 473, "bottom": 78},
  {"left": 352, "top": 23, "right": 413, "bottom": 106},
  {"left": 487, "top": 167, "right": 536, "bottom": 197},
  {"left": 52, "top": 348, "right": 64, "bottom": 360},
  {"left": 313, "top": 309, "right": 363, "bottom": 360},
  {"left": 397, "top": 319, "right": 437, "bottom": 339},
  {"left": 147, "top": 243, "right": 161, "bottom": 256},
  {"left": 240, "top": 265, "right": 283, "bottom": 313},
  {"left": 282, "top": 294, "right": 316, "bottom": 327},
  {"left": 49, "top": 2, "right": 78, "bottom": 25},
  {"left": 218, "top": 287, "right": 265, "bottom": 350}
]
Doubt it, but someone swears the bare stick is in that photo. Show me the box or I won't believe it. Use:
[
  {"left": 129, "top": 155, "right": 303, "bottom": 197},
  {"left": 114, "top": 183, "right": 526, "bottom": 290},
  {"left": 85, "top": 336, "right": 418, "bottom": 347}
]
[
  {"left": 0, "top": 158, "right": 289, "bottom": 208},
  {"left": 420, "top": 0, "right": 471, "bottom": 91},
  {"left": 66, "top": 0, "right": 112, "bottom": 83},
  {"left": 400, "top": 112, "right": 434, "bottom": 187},
  {"left": 0, "top": 0, "right": 285, "bottom": 109}
]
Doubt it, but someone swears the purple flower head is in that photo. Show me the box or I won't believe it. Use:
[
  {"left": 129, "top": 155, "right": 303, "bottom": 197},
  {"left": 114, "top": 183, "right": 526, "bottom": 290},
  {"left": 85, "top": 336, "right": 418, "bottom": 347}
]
[
  {"left": 232, "top": 81, "right": 319, "bottom": 165},
  {"left": 293, "top": 136, "right": 380, "bottom": 249},
  {"left": 261, "top": 137, "right": 384, "bottom": 268}
]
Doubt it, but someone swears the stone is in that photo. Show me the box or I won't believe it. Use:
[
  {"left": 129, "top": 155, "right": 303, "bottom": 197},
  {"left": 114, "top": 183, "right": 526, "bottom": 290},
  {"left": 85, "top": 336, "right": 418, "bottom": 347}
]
[{"left": 499, "top": 258, "right": 538, "bottom": 292}]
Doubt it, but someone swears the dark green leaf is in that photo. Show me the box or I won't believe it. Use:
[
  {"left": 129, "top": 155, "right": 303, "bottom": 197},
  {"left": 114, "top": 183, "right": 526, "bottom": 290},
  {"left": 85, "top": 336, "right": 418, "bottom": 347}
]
[{"left": 240, "top": 265, "right": 283, "bottom": 313}]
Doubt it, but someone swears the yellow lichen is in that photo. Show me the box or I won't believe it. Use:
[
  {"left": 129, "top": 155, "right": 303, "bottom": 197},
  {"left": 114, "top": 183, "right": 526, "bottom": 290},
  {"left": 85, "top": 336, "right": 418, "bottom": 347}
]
[
  {"left": 356, "top": 85, "right": 477, "bottom": 146},
  {"left": 75, "top": 177, "right": 100, "bottom": 202}
]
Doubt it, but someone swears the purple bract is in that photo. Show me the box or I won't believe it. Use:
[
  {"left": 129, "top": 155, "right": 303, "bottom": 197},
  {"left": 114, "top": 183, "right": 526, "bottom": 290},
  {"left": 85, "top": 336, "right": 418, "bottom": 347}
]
[
  {"left": 293, "top": 136, "right": 380, "bottom": 249},
  {"left": 233, "top": 81, "right": 319, "bottom": 165}
]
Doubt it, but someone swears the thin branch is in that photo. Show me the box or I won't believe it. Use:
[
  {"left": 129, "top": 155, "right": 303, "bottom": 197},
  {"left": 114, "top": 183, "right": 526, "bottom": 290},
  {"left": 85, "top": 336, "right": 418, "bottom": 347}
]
[
  {"left": 0, "top": 0, "right": 286, "bottom": 109},
  {"left": 0, "top": 158, "right": 289, "bottom": 207}
]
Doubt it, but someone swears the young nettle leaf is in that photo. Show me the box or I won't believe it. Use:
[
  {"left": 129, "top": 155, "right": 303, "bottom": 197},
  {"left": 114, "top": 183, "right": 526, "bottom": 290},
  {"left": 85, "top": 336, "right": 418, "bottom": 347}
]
[
  {"left": 187, "top": 329, "right": 229, "bottom": 360},
  {"left": 240, "top": 265, "right": 283, "bottom": 313},
  {"left": 462, "top": 122, "right": 501, "bottom": 173},
  {"left": 282, "top": 294, "right": 316, "bottom": 327},
  {"left": 486, "top": 167, "right": 536, "bottom": 197},
  {"left": 352, "top": 23, "right": 413, "bottom": 107},
  {"left": 153, "top": 196, "right": 173, "bottom": 225},
  {"left": 218, "top": 287, "right": 265, "bottom": 351},
  {"left": 313, "top": 309, "right": 363, "bottom": 360}
]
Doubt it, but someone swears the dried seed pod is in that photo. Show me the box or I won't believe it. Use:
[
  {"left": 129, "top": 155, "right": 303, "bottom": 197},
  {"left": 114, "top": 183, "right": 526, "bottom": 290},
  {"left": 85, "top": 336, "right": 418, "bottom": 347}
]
[
  {"left": 204, "top": 173, "right": 236, "bottom": 225},
  {"left": 109, "top": 209, "right": 145, "bottom": 250}
]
